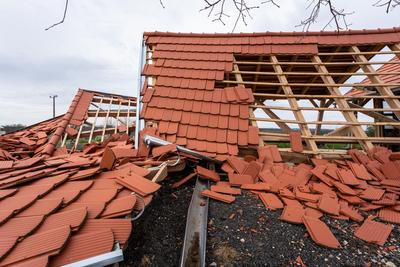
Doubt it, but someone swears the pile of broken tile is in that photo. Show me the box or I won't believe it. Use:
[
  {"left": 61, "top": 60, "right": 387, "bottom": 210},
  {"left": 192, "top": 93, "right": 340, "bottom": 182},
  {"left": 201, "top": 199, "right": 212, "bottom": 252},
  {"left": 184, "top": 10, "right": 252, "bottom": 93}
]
[
  {"left": 0, "top": 116, "right": 63, "bottom": 161},
  {"left": 0, "top": 133, "right": 173, "bottom": 266},
  {"left": 188, "top": 145, "right": 400, "bottom": 249}
]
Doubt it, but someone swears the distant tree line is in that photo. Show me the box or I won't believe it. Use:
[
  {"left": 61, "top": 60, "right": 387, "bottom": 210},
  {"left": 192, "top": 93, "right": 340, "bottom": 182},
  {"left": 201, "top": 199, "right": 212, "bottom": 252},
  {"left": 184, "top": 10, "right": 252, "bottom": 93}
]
[{"left": 0, "top": 124, "right": 26, "bottom": 134}]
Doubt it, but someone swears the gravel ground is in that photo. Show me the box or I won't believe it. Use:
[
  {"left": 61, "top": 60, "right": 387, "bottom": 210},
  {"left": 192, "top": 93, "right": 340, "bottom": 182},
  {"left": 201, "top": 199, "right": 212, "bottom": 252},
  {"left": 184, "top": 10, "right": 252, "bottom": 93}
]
[
  {"left": 206, "top": 191, "right": 400, "bottom": 267},
  {"left": 122, "top": 173, "right": 195, "bottom": 267},
  {"left": 121, "top": 173, "right": 399, "bottom": 267}
]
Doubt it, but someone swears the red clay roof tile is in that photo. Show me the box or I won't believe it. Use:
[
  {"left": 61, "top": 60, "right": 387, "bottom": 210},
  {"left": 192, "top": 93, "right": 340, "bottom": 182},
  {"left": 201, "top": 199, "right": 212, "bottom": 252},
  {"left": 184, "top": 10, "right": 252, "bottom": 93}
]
[
  {"left": 0, "top": 215, "right": 44, "bottom": 239},
  {"left": 378, "top": 208, "right": 400, "bottom": 224},
  {"left": 61, "top": 202, "right": 105, "bottom": 219},
  {"left": 197, "top": 166, "right": 220, "bottom": 182},
  {"left": 228, "top": 173, "right": 254, "bottom": 186},
  {"left": 78, "top": 218, "right": 132, "bottom": 248},
  {"left": 302, "top": 216, "right": 341, "bottom": 249},
  {"left": 36, "top": 208, "right": 87, "bottom": 233},
  {"left": 259, "top": 193, "right": 283, "bottom": 210},
  {"left": 280, "top": 205, "right": 305, "bottom": 224},
  {"left": 49, "top": 229, "right": 114, "bottom": 267},
  {"left": 201, "top": 189, "right": 235, "bottom": 203},
  {"left": 116, "top": 173, "right": 160, "bottom": 197},
  {"left": 100, "top": 195, "right": 136, "bottom": 218},
  {"left": 289, "top": 132, "right": 303, "bottom": 153},
  {"left": 0, "top": 237, "right": 18, "bottom": 260},
  {"left": 317, "top": 195, "right": 340, "bottom": 216},
  {"left": 15, "top": 198, "right": 63, "bottom": 218},
  {"left": 211, "top": 185, "right": 241, "bottom": 195},
  {"left": 0, "top": 226, "right": 71, "bottom": 266},
  {"left": 355, "top": 217, "right": 393, "bottom": 246}
]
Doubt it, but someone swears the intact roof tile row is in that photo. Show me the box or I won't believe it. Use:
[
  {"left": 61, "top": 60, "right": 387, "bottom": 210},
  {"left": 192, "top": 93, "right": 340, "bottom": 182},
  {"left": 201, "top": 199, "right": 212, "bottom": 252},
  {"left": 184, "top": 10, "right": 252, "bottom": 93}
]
[
  {"left": 144, "top": 28, "right": 400, "bottom": 45},
  {"left": 141, "top": 83, "right": 258, "bottom": 155}
]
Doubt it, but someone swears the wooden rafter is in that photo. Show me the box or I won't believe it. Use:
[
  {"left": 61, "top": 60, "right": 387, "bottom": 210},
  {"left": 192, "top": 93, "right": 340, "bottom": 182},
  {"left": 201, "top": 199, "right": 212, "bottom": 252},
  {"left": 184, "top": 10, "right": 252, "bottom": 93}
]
[
  {"left": 254, "top": 99, "right": 292, "bottom": 134},
  {"left": 270, "top": 55, "right": 318, "bottom": 152},
  {"left": 350, "top": 45, "right": 400, "bottom": 119},
  {"left": 311, "top": 55, "right": 373, "bottom": 150}
]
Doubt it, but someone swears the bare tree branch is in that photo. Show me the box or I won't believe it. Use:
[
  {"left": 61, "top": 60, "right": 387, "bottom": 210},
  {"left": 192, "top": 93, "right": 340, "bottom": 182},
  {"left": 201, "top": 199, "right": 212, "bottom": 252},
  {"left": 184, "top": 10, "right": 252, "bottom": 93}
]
[
  {"left": 296, "top": 0, "right": 353, "bottom": 32},
  {"left": 45, "top": 0, "right": 69, "bottom": 31},
  {"left": 200, "top": 0, "right": 278, "bottom": 32},
  {"left": 159, "top": 0, "right": 166, "bottom": 9},
  {"left": 373, "top": 0, "right": 400, "bottom": 13}
]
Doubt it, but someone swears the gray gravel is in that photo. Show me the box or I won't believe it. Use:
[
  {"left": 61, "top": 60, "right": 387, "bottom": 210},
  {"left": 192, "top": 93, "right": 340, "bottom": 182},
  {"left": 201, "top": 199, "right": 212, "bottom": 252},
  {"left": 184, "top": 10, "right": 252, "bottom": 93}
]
[{"left": 206, "top": 191, "right": 400, "bottom": 267}]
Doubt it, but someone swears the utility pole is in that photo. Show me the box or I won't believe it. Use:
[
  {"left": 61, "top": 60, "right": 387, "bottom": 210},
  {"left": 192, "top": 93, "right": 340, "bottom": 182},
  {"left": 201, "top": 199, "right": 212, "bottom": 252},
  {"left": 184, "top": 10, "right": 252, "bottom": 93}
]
[{"left": 49, "top": 95, "right": 58, "bottom": 118}]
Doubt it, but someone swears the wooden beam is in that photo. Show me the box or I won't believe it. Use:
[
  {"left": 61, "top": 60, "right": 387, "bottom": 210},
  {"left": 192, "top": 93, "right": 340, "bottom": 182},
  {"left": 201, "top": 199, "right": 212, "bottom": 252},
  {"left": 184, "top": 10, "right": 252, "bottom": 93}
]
[
  {"left": 254, "top": 99, "right": 292, "bottom": 134},
  {"left": 315, "top": 99, "right": 326, "bottom": 135},
  {"left": 251, "top": 117, "right": 400, "bottom": 126},
  {"left": 324, "top": 126, "right": 350, "bottom": 136},
  {"left": 221, "top": 80, "right": 400, "bottom": 88},
  {"left": 350, "top": 46, "right": 400, "bottom": 119},
  {"left": 101, "top": 97, "right": 114, "bottom": 142},
  {"left": 88, "top": 97, "right": 103, "bottom": 143},
  {"left": 347, "top": 102, "right": 400, "bottom": 129},
  {"left": 236, "top": 60, "right": 400, "bottom": 66},
  {"left": 252, "top": 92, "right": 400, "bottom": 100},
  {"left": 311, "top": 55, "right": 373, "bottom": 150},
  {"left": 270, "top": 55, "right": 318, "bottom": 152},
  {"left": 231, "top": 70, "right": 400, "bottom": 77}
]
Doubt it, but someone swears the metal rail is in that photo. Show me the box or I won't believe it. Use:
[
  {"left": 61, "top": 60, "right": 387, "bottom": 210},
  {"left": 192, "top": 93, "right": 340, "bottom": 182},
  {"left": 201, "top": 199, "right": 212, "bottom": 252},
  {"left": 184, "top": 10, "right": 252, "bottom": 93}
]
[
  {"left": 179, "top": 177, "right": 209, "bottom": 267},
  {"left": 143, "top": 135, "right": 223, "bottom": 165}
]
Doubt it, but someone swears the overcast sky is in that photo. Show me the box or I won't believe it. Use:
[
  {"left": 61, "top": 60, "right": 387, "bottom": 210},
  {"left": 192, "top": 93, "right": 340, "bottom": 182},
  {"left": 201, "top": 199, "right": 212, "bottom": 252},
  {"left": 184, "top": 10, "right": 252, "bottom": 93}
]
[{"left": 0, "top": 0, "right": 399, "bottom": 126}]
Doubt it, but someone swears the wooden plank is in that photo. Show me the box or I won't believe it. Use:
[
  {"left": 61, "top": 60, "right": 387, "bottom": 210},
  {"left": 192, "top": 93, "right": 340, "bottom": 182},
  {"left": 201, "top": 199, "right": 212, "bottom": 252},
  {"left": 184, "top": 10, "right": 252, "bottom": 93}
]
[
  {"left": 311, "top": 55, "right": 373, "bottom": 150},
  {"left": 231, "top": 70, "right": 400, "bottom": 76},
  {"left": 251, "top": 117, "right": 400, "bottom": 126},
  {"left": 270, "top": 55, "right": 318, "bottom": 153},
  {"left": 236, "top": 60, "right": 400, "bottom": 66},
  {"left": 252, "top": 92, "right": 400, "bottom": 100},
  {"left": 222, "top": 80, "right": 400, "bottom": 88}
]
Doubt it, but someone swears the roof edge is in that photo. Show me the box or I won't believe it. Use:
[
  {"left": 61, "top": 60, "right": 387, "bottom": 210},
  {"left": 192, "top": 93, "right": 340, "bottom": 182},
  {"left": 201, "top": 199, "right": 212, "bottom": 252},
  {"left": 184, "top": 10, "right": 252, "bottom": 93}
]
[{"left": 144, "top": 27, "right": 400, "bottom": 37}]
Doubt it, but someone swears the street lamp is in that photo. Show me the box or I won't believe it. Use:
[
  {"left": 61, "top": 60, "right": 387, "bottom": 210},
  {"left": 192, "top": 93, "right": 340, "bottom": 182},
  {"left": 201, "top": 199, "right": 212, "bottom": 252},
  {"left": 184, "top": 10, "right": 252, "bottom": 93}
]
[{"left": 49, "top": 95, "right": 58, "bottom": 118}]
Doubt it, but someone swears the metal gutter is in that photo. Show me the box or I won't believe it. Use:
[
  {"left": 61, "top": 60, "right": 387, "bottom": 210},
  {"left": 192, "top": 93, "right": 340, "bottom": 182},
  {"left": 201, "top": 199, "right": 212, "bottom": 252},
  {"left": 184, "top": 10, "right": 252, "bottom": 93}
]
[
  {"left": 61, "top": 243, "right": 123, "bottom": 267},
  {"left": 134, "top": 34, "right": 146, "bottom": 149},
  {"left": 179, "top": 177, "right": 209, "bottom": 267},
  {"left": 143, "top": 135, "right": 223, "bottom": 165}
]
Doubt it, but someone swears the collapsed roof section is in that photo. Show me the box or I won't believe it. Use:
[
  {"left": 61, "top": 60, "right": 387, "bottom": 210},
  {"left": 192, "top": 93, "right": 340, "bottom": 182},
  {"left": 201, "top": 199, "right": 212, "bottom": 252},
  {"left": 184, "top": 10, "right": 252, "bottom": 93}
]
[
  {"left": 0, "top": 89, "right": 137, "bottom": 159},
  {"left": 141, "top": 28, "right": 400, "bottom": 157}
]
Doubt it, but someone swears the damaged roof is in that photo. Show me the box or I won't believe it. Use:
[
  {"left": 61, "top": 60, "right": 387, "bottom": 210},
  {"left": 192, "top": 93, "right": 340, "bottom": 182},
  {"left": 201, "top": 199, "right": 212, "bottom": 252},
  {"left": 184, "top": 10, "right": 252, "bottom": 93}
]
[{"left": 141, "top": 28, "right": 400, "bottom": 156}]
